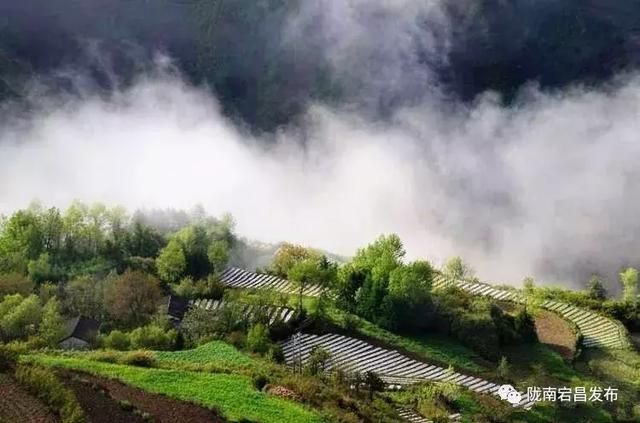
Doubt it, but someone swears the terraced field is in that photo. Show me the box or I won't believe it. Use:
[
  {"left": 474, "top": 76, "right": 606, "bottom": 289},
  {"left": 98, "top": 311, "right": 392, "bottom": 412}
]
[
  {"left": 219, "top": 267, "right": 324, "bottom": 296},
  {"left": 281, "top": 333, "right": 534, "bottom": 409},
  {"left": 190, "top": 298, "right": 295, "bottom": 324},
  {"left": 433, "top": 274, "right": 630, "bottom": 349},
  {"left": 0, "top": 373, "right": 56, "bottom": 423}
]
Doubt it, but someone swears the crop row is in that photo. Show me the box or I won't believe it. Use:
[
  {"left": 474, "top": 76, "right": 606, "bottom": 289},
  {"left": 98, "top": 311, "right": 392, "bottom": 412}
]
[
  {"left": 190, "top": 298, "right": 296, "bottom": 324},
  {"left": 219, "top": 267, "right": 324, "bottom": 296},
  {"left": 281, "top": 333, "right": 534, "bottom": 409}
]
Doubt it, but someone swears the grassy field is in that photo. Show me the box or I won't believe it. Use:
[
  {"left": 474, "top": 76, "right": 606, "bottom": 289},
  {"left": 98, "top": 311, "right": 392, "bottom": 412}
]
[
  {"left": 155, "top": 341, "right": 259, "bottom": 369},
  {"left": 21, "top": 354, "right": 323, "bottom": 423}
]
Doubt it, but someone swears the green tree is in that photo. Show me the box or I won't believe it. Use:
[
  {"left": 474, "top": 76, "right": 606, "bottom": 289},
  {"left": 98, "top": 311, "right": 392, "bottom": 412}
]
[
  {"left": 0, "top": 294, "right": 42, "bottom": 341},
  {"left": 352, "top": 234, "right": 404, "bottom": 284},
  {"left": 619, "top": 267, "right": 638, "bottom": 304},
  {"left": 207, "top": 240, "right": 230, "bottom": 274},
  {"left": 38, "top": 298, "right": 66, "bottom": 347},
  {"left": 388, "top": 260, "right": 433, "bottom": 305},
  {"left": 272, "top": 243, "right": 321, "bottom": 277},
  {"left": 587, "top": 275, "right": 607, "bottom": 300},
  {"left": 28, "top": 253, "right": 60, "bottom": 284},
  {"left": 246, "top": 323, "right": 270, "bottom": 354},
  {"left": 288, "top": 258, "right": 321, "bottom": 311},
  {"left": 334, "top": 264, "right": 366, "bottom": 312},
  {"left": 176, "top": 225, "right": 211, "bottom": 279},
  {"left": 443, "top": 256, "right": 474, "bottom": 280},
  {"left": 304, "top": 346, "right": 332, "bottom": 376},
  {"left": 127, "top": 221, "right": 165, "bottom": 258},
  {"left": 156, "top": 239, "right": 187, "bottom": 283}
]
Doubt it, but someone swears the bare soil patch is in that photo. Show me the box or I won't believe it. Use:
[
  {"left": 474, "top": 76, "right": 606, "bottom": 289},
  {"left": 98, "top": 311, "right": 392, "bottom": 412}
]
[
  {"left": 60, "top": 373, "right": 146, "bottom": 423},
  {"left": 76, "top": 373, "right": 225, "bottom": 423},
  {"left": 534, "top": 310, "right": 576, "bottom": 359},
  {"left": 0, "top": 372, "right": 57, "bottom": 423}
]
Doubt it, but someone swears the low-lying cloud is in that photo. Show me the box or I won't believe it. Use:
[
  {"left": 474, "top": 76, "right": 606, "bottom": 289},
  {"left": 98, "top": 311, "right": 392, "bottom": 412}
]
[{"left": 2, "top": 66, "right": 640, "bottom": 290}]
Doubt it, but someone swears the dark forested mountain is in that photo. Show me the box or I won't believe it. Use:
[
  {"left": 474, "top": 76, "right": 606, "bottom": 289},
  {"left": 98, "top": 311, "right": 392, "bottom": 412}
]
[{"left": 0, "top": 0, "right": 638, "bottom": 131}]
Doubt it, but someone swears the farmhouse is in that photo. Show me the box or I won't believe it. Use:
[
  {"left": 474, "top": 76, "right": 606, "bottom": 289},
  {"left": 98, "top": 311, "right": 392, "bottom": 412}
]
[{"left": 59, "top": 316, "right": 100, "bottom": 349}]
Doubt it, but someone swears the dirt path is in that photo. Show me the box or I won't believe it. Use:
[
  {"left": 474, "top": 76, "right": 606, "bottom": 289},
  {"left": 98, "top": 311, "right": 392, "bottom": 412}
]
[
  {"left": 75, "top": 373, "right": 225, "bottom": 423},
  {"left": 0, "top": 373, "right": 58, "bottom": 423},
  {"left": 534, "top": 310, "right": 576, "bottom": 359}
]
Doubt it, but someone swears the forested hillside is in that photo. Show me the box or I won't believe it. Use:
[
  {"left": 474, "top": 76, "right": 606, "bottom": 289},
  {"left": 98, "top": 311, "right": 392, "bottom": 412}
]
[{"left": 0, "top": 203, "right": 639, "bottom": 422}]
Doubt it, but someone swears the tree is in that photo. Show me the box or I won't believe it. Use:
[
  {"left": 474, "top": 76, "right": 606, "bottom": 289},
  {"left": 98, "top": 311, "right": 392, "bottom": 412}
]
[
  {"left": 0, "top": 294, "right": 42, "bottom": 341},
  {"left": 304, "top": 346, "right": 332, "bottom": 376},
  {"left": 38, "top": 298, "right": 66, "bottom": 347},
  {"left": 619, "top": 267, "right": 638, "bottom": 304},
  {"left": 104, "top": 270, "right": 162, "bottom": 327},
  {"left": 443, "top": 256, "right": 474, "bottom": 280},
  {"left": 587, "top": 275, "right": 607, "bottom": 300},
  {"left": 207, "top": 240, "right": 230, "bottom": 274},
  {"left": 176, "top": 225, "right": 211, "bottom": 279},
  {"left": 272, "top": 243, "right": 321, "bottom": 277},
  {"left": 246, "top": 323, "right": 270, "bottom": 354},
  {"left": 363, "top": 371, "right": 385, "bottom": 400},
  {"left": 352, "top": 234, "right": 404, "bottom": 284},
  {"left": 0, "top": 273, "right": 34, "bottom": 298},
  {"left": 28, "top": 253, "right": 60, "bottom": 284},
  {"left": 156, "top": 239, "right": 187, "bottom": 283},
  {"left": 288, "top": 258, "right": 321, "bottom": 311},
  {"left": 523, "top": 277, "right": 535, "bottom": 297},
  {"left": 64, "top": 276, "right": 104, "bottom": 319},
  {"left": 334, "top": 264, "right": 366, "bottom": 312},
  {"left": 388, "top": 260, "right": 433, "bottom": 305},
  {"left": 127, "top": 221, "right": 165, "bottom": 258}
]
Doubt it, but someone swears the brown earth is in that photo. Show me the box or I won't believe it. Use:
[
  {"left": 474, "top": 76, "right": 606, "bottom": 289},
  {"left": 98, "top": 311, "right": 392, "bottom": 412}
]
[
  {"left": 60, "top": 373, "right": 146, "bottom": 423},
  {"left": 74, "top": 373, "right": 225, "bottom": 423},
  {"left": 534, "top": 310, "right": 577, "bottom": 359},
  {"left": 0, "top": 372, "right": 58, "bottom": 423}
]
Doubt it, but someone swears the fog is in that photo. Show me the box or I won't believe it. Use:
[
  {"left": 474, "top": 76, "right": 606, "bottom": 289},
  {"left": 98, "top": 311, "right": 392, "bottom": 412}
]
[
  {"left": 1, "top": 1, "right": 640, "bottom": 290},
  {"left": 1, "top": 64, "right": 640, "bottom": 289}
]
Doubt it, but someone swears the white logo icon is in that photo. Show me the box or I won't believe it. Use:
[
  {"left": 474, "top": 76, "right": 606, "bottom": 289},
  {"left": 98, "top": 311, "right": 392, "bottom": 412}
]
[{"left": 498, "top": 384, "right": 522, "bottom": 405}]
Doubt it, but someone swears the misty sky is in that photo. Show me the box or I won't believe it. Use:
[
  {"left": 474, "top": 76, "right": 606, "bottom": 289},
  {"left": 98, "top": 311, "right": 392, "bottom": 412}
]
[{"left": 1, "top": 0, "right": 640, "bottom": 290}]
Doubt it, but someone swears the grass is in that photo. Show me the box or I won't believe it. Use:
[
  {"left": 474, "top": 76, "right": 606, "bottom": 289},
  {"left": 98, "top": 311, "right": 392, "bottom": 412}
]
[
  {"left": 21, "top": 354, "right": 323, "bottom": 423},
  {"left": 327, "top": 308, "right": 489, "bottom": 374},
  {"left": 155, "top": 341, "right": 258, "bottom": 369}
]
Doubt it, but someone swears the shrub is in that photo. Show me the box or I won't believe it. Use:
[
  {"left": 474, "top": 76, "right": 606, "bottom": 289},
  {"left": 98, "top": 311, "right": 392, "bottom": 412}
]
[
  {"left": 130, "top": 324, "right": 177, "bottom": 350},
  {"left": 0, "top": 273, "right": 34, "bottom": 298},
  {"left": 122, "top": 350, "right": 156, "bottom": 367},
  {"left": 343, "top": 314, "right": 360, "bottom": 332},
  {"left": 102, "top": 330, "right": 131, "bottom": 351},
  {"left": 15, "top": 365, "right": 85, "bottom": 423},
  {"left": 90, "top": 350, "right": 121, "bottom": 364},
  {"left": 246, "top": 324, "right": 270, "bottom": 354}
]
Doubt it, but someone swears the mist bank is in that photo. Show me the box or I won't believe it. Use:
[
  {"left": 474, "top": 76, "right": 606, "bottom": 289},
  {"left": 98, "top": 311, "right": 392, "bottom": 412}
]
[
  {"left": 1, "top": 68, "right": 640, "bottom": 290},
  {"left": 1, "top": 1, "right": 639, "bottom": 130}
]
